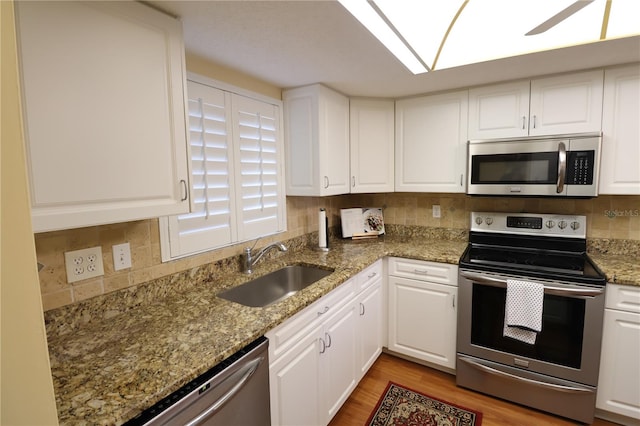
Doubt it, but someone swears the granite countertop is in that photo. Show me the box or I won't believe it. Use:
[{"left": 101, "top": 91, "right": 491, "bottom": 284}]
[
  {"left": 46, "top": 235, "right": 467, "bottom": 425},
  {"left": 45, "top": 233, "right": 639, "bottom": 425}
]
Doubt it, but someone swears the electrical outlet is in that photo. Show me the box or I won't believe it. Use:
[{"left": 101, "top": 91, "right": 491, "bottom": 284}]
[
  {"left": 64, "top": 247, "right": 104, "bottom": 283},
  {"left": 432, "top": 205, "right": 441, "bottom": 218},
  {"left": 112, "top": 242, "right": 132, "bottom": 271}
]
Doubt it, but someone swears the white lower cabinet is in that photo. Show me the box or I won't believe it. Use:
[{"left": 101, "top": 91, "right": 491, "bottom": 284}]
[
  {"left": 596, "top": 284, "right": 640, "bottom": 423},
  {"left": 322, "top": 301, "right": 358, "bottom": 422},
  {"left": 267, "top": 260, "right": 384, "bottom": 425},
  {"left": 269, "top": 324, "right": 323, "bottom": 425},
  {"left": 387, "top": 257, "right": 458, "bottom": 370},
  {"left": 356, "top": 279, "right": 383, "bottom": 378}
]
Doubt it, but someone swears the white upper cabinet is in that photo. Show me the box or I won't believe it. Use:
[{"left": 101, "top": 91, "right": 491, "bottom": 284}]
[
  {"left": 529, "top": 70, "right": 604, "bottom": 136},
  {"left": 16, "top": 1, "right": 190, "bottom": 232},
  {"left": 349, "top": 99, "right": 395, "bottom": 193},
  {"left": 283, "top": 84, "right": 350, "bottom": 196},
  {"left": 599, "top": 64, "right": 640, "bottom": 195},
  {"left": 395, "top": 90, "right": 468, "bottom": 193},
  {"left": 468, "top": 70, "right": 604, "bottom": 140},
  {"left": 468, "top": 81, "right": 530, "bottom": 139}
]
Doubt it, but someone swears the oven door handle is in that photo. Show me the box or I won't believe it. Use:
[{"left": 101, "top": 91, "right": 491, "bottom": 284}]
[
  {"left": 458, "top": 356, "right": 593, "bottom": 394},
  {"left": 459, "top": 271, "right": 604, "bottom": 297}
]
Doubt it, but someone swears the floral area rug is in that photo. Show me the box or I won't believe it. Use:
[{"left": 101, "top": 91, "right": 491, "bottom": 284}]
[{"left": 366, "top": 382, "right": 482, "bottom": 426}]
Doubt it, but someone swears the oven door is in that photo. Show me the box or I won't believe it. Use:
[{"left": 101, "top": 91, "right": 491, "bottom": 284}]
[{"left": 457, "top": 269, "right": 605, "bottom": 386}]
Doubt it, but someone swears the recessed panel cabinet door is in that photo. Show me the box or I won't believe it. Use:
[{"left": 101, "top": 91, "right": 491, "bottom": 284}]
[
  {"left": 599, "top": 64, "right": 640, "bottom": 195},
  {"left": 16, "top": 1, "right": 189, "bottom": 232},
  {"left": 395, "top": 91, "right": 468, "bottom": 193}
]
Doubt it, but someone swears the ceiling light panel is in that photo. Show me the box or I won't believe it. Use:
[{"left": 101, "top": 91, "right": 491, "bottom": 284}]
[
  {"left": 338, "top": 0, "right": 428, "bottom": 73},
  {"left": 339, "top": 0, "right": 640, "bottom": 74}
]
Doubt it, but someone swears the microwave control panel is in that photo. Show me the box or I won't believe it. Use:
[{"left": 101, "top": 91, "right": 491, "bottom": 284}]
[{"left": 565, "top": 150, "right": 594, "bottom": 185}]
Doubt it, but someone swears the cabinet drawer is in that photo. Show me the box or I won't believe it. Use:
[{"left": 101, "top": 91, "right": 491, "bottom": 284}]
[
  {"left": 605, "top": 284, "right": 640, "bottom": 313},
  {"left": 357, "top": 260, "right": 383, "bottom": 292},
  {"left": 267, "top": 278, "right": 355, "bottom": 360},
  {"left": 388, "top": 257, "right": 458, "bottom": 285}
]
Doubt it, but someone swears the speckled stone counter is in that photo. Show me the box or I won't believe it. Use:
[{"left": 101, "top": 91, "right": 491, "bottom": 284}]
[
  {"left": 587, "top": 238, "right": 640, "bottom": 286},
  {"left": 44, "top": 229, "right": 640, "bottom": 425},
  {"left": 45, "top": 232, "right": 467, "bottom": 425}
]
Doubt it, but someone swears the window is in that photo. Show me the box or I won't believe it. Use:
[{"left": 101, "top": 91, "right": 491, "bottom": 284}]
[{"left": 160, "top": 77, "right": 286, "bottom": 261}]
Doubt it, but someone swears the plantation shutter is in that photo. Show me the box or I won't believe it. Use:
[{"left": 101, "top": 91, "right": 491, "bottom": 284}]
[
  {"left": 166, "top": 81, "right": 236, "bottom": 257},
  {"left": 232, "top": 94, "right": 284, "bottom": 241}
]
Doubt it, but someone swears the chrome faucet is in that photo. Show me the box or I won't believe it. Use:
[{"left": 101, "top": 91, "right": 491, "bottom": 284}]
[{"left": 242, "top": 241, "right": 287, "bottom": 274}]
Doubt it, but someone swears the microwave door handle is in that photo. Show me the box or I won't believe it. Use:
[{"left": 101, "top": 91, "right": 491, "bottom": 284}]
[{"left": 557, "top": 142, "right": 567, "bottom": 194}]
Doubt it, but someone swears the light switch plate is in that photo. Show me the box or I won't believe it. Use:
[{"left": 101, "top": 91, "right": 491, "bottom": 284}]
[
  {"left": 112, "top": 242, "right": 132, "bottom": 271},
  {"left": 64, "top": 246, "right": 104, "bottom": 283}
]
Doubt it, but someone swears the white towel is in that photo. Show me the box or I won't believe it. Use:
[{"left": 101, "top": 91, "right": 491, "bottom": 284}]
[{"left": 503, "top": 279, "right": 544, "bottom": 344}]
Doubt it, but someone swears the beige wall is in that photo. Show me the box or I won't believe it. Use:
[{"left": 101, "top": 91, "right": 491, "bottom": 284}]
[
  {"left": 1, "top": 1, "right": 59, "bottom": 423},
  {"left": 36, "top": 192, "right": 639, "bottom": 311}
]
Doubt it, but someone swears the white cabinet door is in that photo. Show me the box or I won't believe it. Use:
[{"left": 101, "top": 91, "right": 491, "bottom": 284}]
[
  {"left": 597, "top": 284, "right": 640, "bottom": 421},
  {"left": 350, "top": 99, "right": 395, "bottom": 193},
  {"left": 599, "top": 64, "right": 640, "bottom": 195},
  {"left": 16, "top": 1, "right": 190, "bottom": 232},
  {"left": 597, "top": 309, "right": 640, "bottom": 420},
  {"left": 284, "top": 84, "right": 350, "bottom": 196},
  {"left": 388, "top": 276, "right": 457, "bottom": 369},
  {"left": 321, "top": 301, "right": 358, "bottom": 424},
  {"left": 269, "top": 324, "right": 323, "bottom": 426},
  {"left": 395, "top": 91, "right": 468, "bottom": 192},
  {"left": 356, "top": 279, "right": 383, "bottom": 379},
  {"left": 529, "top": 70, "right": 604, "bottom": 136},
  {"left": 468, "top": 80, "right": 530, "bottom": 139}
]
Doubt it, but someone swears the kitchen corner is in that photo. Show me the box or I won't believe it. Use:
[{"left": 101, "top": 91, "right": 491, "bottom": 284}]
[
  {"left": 45, "top": 227, "right": 466, "bottom": 425},
  {"left": 45, "top": 225, "right": 639, "bottom": 424}
]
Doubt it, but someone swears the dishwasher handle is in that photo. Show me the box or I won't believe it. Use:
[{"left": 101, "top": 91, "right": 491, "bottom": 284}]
[{"left": 185, "top": 356, "right": 264, "bottom": 426}]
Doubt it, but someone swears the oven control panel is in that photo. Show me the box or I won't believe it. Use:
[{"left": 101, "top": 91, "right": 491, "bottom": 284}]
[{"left": 471, "top": 212, "right": 586, "bottom": 238}]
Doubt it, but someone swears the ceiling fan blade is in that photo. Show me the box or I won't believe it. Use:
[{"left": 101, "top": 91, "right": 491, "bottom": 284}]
[{"left": 525, "top": 0, "right": 595, "bottom": 36}]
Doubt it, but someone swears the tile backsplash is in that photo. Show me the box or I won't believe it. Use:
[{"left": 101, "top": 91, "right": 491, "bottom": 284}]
[{"left": 36, "top": 193, "right": 639, "bottom": 311}]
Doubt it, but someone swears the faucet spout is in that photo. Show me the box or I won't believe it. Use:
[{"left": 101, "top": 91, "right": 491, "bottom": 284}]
[{"left": 242, "top": 242, "right": 287, "bottom": 274}]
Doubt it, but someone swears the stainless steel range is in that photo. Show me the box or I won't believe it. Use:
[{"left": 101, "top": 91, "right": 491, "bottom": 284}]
[{"left": 456, "top": 212, "right": 607, "bottom": 424}]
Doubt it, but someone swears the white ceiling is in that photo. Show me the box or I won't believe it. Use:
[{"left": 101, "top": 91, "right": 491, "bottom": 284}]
[{"left": 149, "top": 0, "right": 640, "bottom": 98}]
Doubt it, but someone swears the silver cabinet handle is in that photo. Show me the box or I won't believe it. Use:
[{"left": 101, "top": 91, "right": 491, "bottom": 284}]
[
  {"left": 413, "top": 269, "right": 429, "bottom": 276},
  {"left": 319, "top": 338, "right": 326, "bottom": 354},
  {"left": 452, "top": 294, "right": 455, "bottom": 308},
  {"left": 317, "top": 306, "right": 330, "bottom": 316},
  {"left": 360, "top": 302, "right": 365, "bottom": 316},
  {"left": 325, "top": 332, "right": 332, "bottom": 348},
  {"left": 458, "top": 356, "right": 592, "bottom": 394},
  {"left": 557, "top": 141, "right": 566, "bottom": 194},
  {"left": 352, "top": 176, "right": 355, "bottom": 187},
  {"left": 367, "top": 272, "right": 377, "bottom": 279},
  {"left": 324, "top": 176, "right": 329, "bottom": 189},
  {"left": 185, "top": 356, "right": 264, "bottom": 426},
  {"left": 180, "top": 179, "right": 188, "bottom": 201},
  {"left": 532, "top": 114, "right": 537, "bottom": 129},
  {"left": 522, "top": 116, "right": 526, "bottom": 130}
]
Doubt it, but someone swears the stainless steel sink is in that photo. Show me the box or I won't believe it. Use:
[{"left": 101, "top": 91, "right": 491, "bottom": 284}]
[{"left": 217, "top": 265, "right": 334, "bottom": 307}]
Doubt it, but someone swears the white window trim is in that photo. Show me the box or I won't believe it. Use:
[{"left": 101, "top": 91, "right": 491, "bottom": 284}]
[{"left": 159, "top": 73, "right": 286, "bottom": 262}]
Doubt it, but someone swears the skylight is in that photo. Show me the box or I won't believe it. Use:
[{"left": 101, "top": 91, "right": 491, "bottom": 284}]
[{"left": 338, "top": 0, "right": 640, "bottom": 74}]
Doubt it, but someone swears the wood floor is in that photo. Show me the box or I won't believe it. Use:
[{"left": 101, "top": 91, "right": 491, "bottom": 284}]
[{"left": 329, "top": 353, "right": 619, "bottom": 426}]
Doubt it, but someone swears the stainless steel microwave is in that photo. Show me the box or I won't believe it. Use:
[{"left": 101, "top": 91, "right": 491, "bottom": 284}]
[{"left": 467, "top": 133, "right": 601, "bottom": 197}]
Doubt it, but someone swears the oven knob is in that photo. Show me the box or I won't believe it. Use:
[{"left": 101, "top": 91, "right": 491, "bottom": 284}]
[
  {"left": 485, "top": 217, "right": 493, "bottom": 225},
  {"left": 571, "top": 221, "right": 580, "bottom": 230},
  {"left": 545, "top": 220, "right": 555, "bottom": 229},
  {"left": 475, "top": 217, "right": 483, "bottom": 225},
  {"left": 558, "top": 220, "right": 567, "bottom": 229}
]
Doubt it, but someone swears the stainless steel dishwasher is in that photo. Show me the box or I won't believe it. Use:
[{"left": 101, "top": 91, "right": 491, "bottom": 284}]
[{"left": 124, "top": 336, "right": 270, "bottom": 426}]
